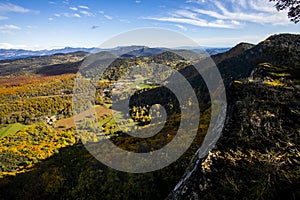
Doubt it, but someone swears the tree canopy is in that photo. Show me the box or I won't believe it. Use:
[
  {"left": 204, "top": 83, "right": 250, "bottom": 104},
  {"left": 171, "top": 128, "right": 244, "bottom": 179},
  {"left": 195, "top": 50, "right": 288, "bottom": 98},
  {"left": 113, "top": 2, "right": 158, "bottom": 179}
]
[{"left": 270, "top": 0, "right": 300, "bottom": 23}]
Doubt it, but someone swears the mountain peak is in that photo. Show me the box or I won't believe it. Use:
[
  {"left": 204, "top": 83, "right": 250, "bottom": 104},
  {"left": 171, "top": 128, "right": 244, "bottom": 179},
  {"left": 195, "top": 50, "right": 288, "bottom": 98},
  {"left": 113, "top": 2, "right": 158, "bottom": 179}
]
[
  {"left": 212, "top": 42, "right": 254, "bottom": 64},
  {"left": 264, "top": 33, "right": 300, "bottom": 42}
]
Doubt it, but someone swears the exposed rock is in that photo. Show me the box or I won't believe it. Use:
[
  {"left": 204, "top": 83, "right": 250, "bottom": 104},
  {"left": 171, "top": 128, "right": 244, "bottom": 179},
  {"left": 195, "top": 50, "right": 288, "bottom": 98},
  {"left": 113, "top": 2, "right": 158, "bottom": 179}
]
[{"left": 169, "top": 34, "right": 300, "bottom": 199}]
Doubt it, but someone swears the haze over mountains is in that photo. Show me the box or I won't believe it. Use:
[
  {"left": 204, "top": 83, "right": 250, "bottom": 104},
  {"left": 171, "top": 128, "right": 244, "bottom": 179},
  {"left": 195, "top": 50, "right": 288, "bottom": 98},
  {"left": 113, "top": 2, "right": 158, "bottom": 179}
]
[{"left": 0, "top": 46, "right": 229, "bottom": 61}]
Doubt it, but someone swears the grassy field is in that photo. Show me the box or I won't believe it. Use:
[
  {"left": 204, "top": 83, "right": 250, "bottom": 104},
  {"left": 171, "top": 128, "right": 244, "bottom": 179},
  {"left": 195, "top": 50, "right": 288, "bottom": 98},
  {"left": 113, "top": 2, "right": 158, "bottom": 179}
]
[
  {"left": 136, "top": 83, "right": 150, "bottom": 88},
  {"left": 55, "top": 105, "right": 112, "bottom": 131},
  {"left": 0, "top": 123, "right": 26, "bottom": 139}
]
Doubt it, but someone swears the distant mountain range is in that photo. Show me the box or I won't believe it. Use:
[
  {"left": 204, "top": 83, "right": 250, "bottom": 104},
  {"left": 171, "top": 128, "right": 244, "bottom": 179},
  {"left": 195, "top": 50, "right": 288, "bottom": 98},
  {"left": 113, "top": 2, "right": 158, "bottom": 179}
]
[
  {"left": 0, "top": 47, "right": 95, "bottom": 60},
  {"left": 0, "top": 46, "right": 229, "bottom": 60}
]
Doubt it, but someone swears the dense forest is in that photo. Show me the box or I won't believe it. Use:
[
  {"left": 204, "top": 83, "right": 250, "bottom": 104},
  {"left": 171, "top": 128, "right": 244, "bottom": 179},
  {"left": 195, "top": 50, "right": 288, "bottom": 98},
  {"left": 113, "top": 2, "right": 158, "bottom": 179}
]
[{"left": 0, "top": 45, "right": 212, "bottom": 199}]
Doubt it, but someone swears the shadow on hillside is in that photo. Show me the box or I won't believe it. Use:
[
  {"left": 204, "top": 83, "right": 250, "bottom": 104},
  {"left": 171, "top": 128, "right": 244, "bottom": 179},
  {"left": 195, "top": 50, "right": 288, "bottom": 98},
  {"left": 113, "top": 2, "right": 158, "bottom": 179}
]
[
  {"left": 0, "top": 140, "right": 193, "bottom": 200},
  {"left": 35, "top": 61, "right": 82, "bottom": 76}
]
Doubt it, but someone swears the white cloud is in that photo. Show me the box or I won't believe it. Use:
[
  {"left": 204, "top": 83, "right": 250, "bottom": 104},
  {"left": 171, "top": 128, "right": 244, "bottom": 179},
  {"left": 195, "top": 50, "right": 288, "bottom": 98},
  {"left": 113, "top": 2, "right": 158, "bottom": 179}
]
[
  {"left": 216, "top": 0, "right": 289, "bottom": 24},
  {"left": 61, "top": 13, "right": 81, "bottom": 18},
  {"left": 0, "top": 43, "right": 73, "bottom": 50},
  {"left": 69, "top": 7, "right": 78, "bottom": 11},
  {"left": 231, "top": 20, "right": 241, "bottom": 26},
  {"left": 55, "top": 8, "right": 94, "bottom": 19},
  {"left": 248, "top": 0, "right": 276, "bottom": 13},
  {"left": 175, "top": 24, "right": 187, "bottom": 31},
  {"left": 195, "top": 0, "right": 290, "bottom": 24},
  {"left": 173, "top": 10, "right": 198, "bottom": 19},
  {"left": 0, "top": 3, "right": 39, "bottom": 14},
  {"left": 0, "top": 24, "right": 21, "bottom": 34},
  {"left": 237, "top": 0, "right": 247, "bottom": 8},
  {"left": 188, "top": 8, "right": 225, "bottom": 19},
  {"left": 78, "top": 5, "right": 89, "bottom": 9},
  {"left": 104, "top": 15, "right": 113, "bottom": 20},
  {"left": 143, "top": 16, "right": 237, "bottom": 28},
  {"left": 186, "top": 0, "right": 206, "bottom": 4},
  {"left": 0, "top": 24, "right": 20, "bottom": 30},
  {"left": 80, "top": 10, "right": 94, "bottom": 17},
  {"left": 144, "top": 0, "right": 291, "bottom": 29},
  {"left": 48, "top": 17, "right": 54, "bottom": 21},
  {"left": 135, "top": 0, "right": 141, "bottom": 3},
  {"left": 73, "top": 13, "right": 81, "bottom": 18},
  {"left": 0, "top": 42, "right": 28, "bottom": 49}
]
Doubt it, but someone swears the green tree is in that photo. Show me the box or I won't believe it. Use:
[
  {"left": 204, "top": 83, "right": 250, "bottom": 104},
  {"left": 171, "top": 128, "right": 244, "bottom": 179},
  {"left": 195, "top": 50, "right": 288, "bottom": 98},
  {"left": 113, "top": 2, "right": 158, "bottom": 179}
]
[{"left": 270, "top": 0, "right": 300, "bottom": 23}]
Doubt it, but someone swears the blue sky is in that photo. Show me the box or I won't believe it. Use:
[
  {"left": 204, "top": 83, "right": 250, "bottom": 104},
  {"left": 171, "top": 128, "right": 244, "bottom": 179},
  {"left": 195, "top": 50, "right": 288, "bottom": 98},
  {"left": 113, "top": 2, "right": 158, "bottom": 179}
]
[{"left": 0, "top": 0, "right": 298, "bottom": 49}]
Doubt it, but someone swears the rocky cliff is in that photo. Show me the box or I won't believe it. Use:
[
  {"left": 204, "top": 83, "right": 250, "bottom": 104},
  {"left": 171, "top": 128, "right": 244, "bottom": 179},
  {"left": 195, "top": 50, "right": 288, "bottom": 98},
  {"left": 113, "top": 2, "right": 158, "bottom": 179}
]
[{"left": 169, "top": 34, "right": 300, "bottom": 199}]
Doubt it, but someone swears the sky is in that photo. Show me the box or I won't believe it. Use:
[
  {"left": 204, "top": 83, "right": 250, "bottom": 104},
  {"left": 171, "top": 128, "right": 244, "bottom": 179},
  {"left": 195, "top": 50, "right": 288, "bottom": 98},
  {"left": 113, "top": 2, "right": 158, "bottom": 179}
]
[{"left": 0, "top": 0, "right": 299, "bottom": 50}]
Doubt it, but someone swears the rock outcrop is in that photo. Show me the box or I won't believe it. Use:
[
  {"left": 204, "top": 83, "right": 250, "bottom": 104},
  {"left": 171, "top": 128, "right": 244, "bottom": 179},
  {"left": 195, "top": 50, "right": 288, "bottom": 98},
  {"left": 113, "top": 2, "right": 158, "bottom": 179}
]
[{"left": 169, "top": 34, "right": 300, "bottom": 199}]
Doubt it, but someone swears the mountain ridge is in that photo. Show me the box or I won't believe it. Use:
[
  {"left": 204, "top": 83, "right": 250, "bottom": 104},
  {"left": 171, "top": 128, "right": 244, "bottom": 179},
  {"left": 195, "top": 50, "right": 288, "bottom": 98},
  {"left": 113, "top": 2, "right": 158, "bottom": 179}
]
[
  {"left": 0, "top": 46, "right": 229, "bottom": 61},
  {"left": 169, "top": 33, "right": 300, "bottom": 199}
]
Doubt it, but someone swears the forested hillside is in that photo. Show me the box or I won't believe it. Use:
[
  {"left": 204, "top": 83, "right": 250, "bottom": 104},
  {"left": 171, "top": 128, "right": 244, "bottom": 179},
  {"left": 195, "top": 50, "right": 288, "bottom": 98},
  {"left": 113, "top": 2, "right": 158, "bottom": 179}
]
[{"left": 0, "top": 34, "right": 299, "bottom": 200}]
